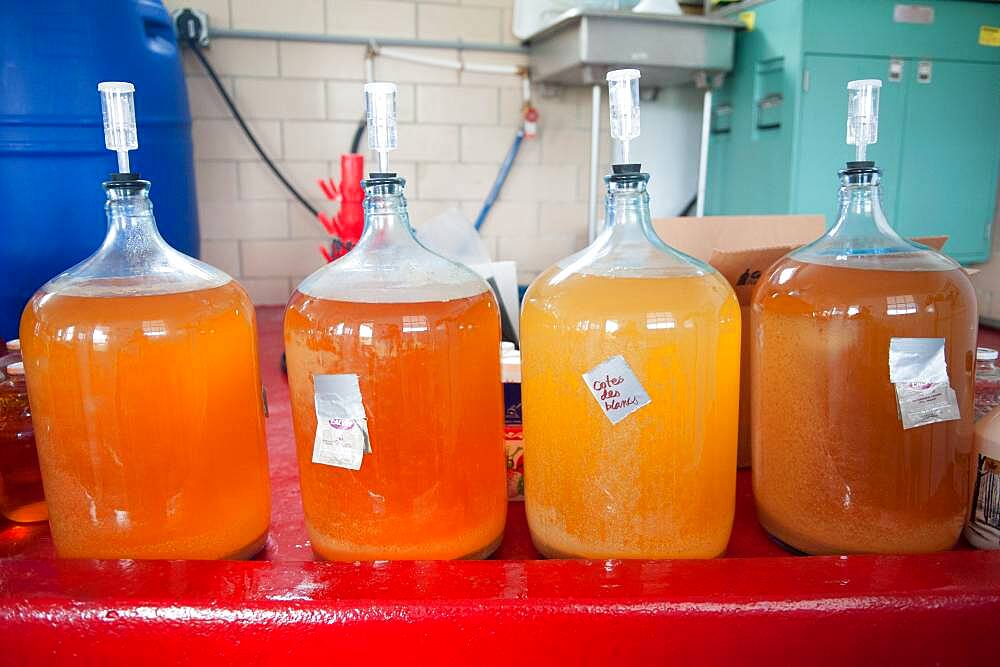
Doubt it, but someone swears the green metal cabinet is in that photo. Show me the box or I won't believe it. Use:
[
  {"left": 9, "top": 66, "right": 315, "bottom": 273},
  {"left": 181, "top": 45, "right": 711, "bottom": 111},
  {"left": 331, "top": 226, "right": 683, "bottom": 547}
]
[{"left": 706, "top": 0, "right": 1000, "bottom": 263}]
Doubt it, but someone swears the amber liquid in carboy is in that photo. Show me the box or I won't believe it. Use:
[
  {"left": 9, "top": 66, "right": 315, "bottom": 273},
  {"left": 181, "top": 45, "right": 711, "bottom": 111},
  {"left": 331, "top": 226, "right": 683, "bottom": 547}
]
[
  {"left": 751, "top": 260, "right": 976, "bottom": 554},
  {"left": 284, "top": 172, "right": 506, "bottom": 561},
  {"left": 20, "top": 281, "right": 271, "bottom": 559},
  {"left": 0, "top": 371, "right": 47, "bottom": 523},
  {"left": 521, "top": 170, "right": 741, "bottom": 559},
  {"left": 522, "top": 273, "right": 740, "bottom": 559},
  {"left": 285, "top": 291, "right": 507, "bottom": 560}
]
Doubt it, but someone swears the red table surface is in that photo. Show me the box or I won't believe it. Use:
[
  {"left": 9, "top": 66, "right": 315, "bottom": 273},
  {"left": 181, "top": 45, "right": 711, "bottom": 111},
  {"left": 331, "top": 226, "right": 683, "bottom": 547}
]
[{"left": 1, "top": 306, "right": 998, "bottom": 665}]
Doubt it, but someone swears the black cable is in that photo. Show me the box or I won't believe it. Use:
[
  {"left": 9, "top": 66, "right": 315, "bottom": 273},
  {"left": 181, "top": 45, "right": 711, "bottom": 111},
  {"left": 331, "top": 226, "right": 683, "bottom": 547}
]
[
  {"left": 184, "top": 38, "right": 319, "bottom": 217},
  {"left": 679, "top": 194, "right": 698, "bottom": 217},
  {"left": 350, "top": 118, "right": 366, "bottom": 154}
]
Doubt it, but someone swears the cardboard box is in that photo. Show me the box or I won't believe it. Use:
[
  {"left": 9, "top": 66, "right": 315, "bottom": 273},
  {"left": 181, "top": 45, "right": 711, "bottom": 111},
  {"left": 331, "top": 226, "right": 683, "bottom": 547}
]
[{"left": 653, "top": 215, "right": 955, "bottom": 468}]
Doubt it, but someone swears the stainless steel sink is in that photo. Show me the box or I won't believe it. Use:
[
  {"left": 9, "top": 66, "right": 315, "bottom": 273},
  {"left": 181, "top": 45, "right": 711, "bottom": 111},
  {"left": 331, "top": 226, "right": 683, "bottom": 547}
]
[
  {"left": 525, "top": 9, "right": 742, "bottom": 88},
  {"left": 524, "top": 9, "right": 744, "bottom": 238}
]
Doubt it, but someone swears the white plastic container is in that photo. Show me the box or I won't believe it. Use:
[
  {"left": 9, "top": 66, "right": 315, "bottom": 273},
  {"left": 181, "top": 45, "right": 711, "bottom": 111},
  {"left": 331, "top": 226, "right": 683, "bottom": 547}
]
[{"left": 965, "top": 406, "right": 1000, "bottom": 550}]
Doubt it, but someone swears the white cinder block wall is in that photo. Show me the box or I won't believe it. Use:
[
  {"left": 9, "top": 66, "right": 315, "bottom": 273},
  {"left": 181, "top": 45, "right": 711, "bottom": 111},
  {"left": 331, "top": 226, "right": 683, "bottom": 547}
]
[
  {"left": 162, "top": 0, "right": 629, "bottom": 304},
  {"left": 165, "top": 0, "right": 1000, "bottom": 317}
]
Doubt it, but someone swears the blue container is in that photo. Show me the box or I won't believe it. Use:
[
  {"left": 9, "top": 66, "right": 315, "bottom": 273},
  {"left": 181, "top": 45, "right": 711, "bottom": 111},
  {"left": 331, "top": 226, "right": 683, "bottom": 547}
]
[{"left": 0, "top": 0, "right": 198, "bottom": 338}]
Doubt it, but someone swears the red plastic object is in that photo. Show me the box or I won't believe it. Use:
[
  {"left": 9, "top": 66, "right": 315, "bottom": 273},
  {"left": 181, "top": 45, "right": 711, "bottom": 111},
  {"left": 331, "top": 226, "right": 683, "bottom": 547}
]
[
  {"left": 317, "top": 154, "right": 365, "bottom": 261},
  {"left": 1, "top": 307, "right": 999, "bottom": 664}
]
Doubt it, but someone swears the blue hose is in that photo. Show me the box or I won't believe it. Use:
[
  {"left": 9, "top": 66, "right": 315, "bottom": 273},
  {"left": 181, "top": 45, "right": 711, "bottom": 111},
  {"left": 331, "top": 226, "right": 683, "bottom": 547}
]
[{"left": 474, "top": 128, "right": 525, "bottom": 231}]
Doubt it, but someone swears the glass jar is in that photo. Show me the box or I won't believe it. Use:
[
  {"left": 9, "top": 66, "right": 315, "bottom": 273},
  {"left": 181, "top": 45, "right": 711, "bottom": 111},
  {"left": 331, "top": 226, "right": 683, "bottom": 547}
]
[
  {"left": 521, "top": 167, "right": 740, "bottom": 559},
  {"left": 285, "top": 174, "right": 507, "bottom": 560},
  {"left": 975, "top": 347, "right": 1000, "bottom": 421},
  {"left": 0, "top": 339, "right": 22, "bottom": 379},
  {"left": 0, "top": 362, "right": 47, "bottom": 523},
  {"left": 752, "top": 164, "right": 976, "bottom": 555},
  {"left": 20, "top": 176, "right": 271, "bottom": 559}
]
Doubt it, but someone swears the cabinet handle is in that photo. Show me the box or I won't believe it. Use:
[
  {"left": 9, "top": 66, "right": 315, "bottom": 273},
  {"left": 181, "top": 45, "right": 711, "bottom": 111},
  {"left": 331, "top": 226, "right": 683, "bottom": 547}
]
[
  {"left": 917, "top": 60, "right": 932, "bottom": 84},
  {"left": 756, "top": 93, "right": 783, "bottom": 130},
  {"left": 888, "top": 58, "right": 904, "bottom": 82},
  {"left": 712, "top": 104, "right": 733, "bottom": 135}
]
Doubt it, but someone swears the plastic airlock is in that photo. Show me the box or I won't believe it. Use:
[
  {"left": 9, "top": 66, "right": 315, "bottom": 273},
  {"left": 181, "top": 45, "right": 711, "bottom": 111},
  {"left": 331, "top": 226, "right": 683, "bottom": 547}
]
[
  {"left": 97, "top": 81, "right": 138, "bottom": 174},
  {"left": 364, "top": 82, "right": 398, "bottom": 174},
  {"left": 846, "top": 79, "right": 881, "bottom": 163},
  {"left": 606, "top": 69, "right": 641, "bottom": 165}
]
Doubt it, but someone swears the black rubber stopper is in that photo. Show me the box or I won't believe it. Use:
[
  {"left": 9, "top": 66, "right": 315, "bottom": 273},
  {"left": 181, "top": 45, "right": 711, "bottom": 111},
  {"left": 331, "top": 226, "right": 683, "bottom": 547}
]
[
  {"left": 108, "top": 172, "right": 142, "bottom": 181},
  {"left": 612, "top": 163, "right": 641, "bottom": 174}
]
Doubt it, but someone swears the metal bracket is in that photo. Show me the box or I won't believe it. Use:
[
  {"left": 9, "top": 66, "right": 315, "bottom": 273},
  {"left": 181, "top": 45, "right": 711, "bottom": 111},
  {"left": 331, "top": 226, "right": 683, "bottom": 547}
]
[
  {"left": 172, "top": 8, "right": 210, "bottom": 47},
  {"left": 538, "top": 83, "right": 562, "bottom": 99},
  {"left": 639, "top": 88, "right": 660, "bottom": 103}
]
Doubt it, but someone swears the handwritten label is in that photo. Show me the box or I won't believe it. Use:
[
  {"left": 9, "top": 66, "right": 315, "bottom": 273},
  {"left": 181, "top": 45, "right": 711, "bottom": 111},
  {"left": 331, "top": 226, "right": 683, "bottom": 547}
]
[
  {"left": 582, "top": 355, "right": 651, "bottom": 425},
  {"left": 312, "top": 373, "right": 371, "bottom": 470}
]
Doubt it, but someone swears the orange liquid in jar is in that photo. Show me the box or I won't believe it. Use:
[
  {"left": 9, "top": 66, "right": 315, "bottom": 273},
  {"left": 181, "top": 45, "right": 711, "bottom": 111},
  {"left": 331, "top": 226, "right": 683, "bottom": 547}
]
[
  {"left": 20, "top": 281, "right": 271, "bottom": 559},
  {"left": 285, "top": 290, "right": 507, "bottom": 560},
  {"left": 521, "top": 271, "right": 741, "bottom": 559},
  {"left": 0, "top": 372, "right": 47, "bottom": 523},
  {"left": 752, "top": 260, "right": 976, "bottom": 554}
]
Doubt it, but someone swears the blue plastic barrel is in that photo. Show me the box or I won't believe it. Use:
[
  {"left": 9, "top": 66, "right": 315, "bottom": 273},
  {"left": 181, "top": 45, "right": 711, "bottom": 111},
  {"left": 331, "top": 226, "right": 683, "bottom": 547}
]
[{"left": 0, "top": 0, "right": 198, "bottom": 338}]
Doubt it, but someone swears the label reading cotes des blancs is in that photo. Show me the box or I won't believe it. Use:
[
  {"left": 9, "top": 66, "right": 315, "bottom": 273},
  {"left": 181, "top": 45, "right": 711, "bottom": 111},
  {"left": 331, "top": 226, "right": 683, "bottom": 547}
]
[{"left": 582, "top": 355, "right": 652, "bottom": 425}]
